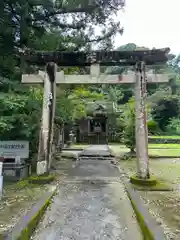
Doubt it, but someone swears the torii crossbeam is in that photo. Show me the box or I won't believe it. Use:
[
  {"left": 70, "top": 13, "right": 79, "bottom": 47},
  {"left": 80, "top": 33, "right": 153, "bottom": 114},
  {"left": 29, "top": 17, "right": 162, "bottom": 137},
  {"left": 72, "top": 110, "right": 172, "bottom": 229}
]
[{"left": 21, "top": 48, "right": 172, "bottom": 179}]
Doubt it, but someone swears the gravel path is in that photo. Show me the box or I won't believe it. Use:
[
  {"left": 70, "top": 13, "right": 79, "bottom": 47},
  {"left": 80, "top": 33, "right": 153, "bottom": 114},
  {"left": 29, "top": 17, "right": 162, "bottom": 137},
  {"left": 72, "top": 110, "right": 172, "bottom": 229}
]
[{"left": 31, "top": 145, "right": 142, "bottom": 240}]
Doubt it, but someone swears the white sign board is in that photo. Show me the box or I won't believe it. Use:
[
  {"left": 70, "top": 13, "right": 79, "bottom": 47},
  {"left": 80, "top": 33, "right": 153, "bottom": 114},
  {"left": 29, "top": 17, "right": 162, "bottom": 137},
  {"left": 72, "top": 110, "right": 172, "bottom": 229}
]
[{"left": 0, "top": 141, "right": 29, "bottom": 159}]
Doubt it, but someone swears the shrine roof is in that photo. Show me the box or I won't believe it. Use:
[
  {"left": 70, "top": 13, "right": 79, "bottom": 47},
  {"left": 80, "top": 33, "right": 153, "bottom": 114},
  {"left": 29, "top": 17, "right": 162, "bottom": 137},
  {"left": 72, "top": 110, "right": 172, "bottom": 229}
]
[
  {"left": 85, "top": 101, "right": 117, "bottom": 114},
  {"left": 21, "top": 48, "right": 171, "bottom": 67}
]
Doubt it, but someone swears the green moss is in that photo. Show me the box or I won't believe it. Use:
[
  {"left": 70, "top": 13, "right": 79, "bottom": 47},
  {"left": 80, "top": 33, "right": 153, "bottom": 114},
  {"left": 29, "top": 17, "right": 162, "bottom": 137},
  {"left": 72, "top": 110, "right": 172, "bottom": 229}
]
[
  {"left": 131, "top": 181, "right": 173, "bottom": 191},
  {"left": 130, "top": 175, "right": 157, "bottom": 186},
  {"left": 130, "top": 175, "right": 173, "bottom": 191},
  {"left": 15, "top": 180, "right": 29, "bottom": 188},
  {"left": 128, "top": 195, "right": 154, "bottom": 240},
  {"left": 0, "top": 234, "right": 5, "bottom": 240},
  {"left": 28, "top": 174, "right": 55, "bottom": 184},
  {"left": 17, "top": 198, "right": 52, "bottom": 240}
]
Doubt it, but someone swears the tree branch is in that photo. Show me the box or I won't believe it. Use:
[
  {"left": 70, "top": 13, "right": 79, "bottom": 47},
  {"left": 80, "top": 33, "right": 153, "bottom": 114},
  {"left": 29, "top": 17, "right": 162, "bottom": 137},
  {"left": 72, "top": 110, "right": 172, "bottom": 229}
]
[{"left": 42, "top": 5, "right": 96, "bottom": 19}]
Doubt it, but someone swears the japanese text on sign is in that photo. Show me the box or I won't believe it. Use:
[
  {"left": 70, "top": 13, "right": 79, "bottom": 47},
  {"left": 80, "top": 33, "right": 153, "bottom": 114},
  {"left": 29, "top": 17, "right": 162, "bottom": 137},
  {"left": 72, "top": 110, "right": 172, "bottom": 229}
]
[
  {"left": 0, "top": 144, "right": 25, "bottom": 149},
  {"left": 0, "top": 141, "right": 29, "bottom": 159}
]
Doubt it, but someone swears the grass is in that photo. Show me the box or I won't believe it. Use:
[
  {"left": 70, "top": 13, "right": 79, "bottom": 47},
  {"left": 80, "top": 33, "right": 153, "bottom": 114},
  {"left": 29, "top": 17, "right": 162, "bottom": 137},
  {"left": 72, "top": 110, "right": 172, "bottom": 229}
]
[
  {"left": 110, "top": 144, "right": 180, "bottom": 157},
  {"left": 120, "top": 159, "right": 180, "bottom": 185},
  {"left": 70, "top": 144, "right": 88, "bottom": 149},
  {"left": 148, "top": 143, "right": 180, "bottom": 149},
  {"left": 149, "top": 148, "right": 180, "bottom": 157},
  {"left": 149, "top": 135, "right": 180, "bottom": 139},
  {"left": 70, "top": 143, "right": 180, "bottom": 156}
]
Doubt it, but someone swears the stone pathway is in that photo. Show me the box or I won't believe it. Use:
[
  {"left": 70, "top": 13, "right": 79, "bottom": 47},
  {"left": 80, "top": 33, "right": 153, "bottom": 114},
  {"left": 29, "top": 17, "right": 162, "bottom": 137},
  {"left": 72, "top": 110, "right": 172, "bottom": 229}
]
[
  {"left": 31, "top": 145, "right": 142, "bottom": 240},
  {"left": 79, "top": 145, "right": 114, "bottom": 157}
]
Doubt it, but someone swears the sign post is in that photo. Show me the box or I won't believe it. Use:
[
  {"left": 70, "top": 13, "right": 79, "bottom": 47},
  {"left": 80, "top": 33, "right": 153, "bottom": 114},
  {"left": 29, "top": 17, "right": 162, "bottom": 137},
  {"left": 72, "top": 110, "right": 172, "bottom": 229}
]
[{"left": 0, "top": 141, "right": 29, "bottom": 194}]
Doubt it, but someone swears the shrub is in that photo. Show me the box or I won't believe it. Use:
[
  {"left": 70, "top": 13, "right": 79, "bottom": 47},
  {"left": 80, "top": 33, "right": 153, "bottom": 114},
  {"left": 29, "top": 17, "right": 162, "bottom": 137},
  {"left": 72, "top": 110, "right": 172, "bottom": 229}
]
[
  {"left": 151, "top": 94, "right": 180, "bottom": 131},
  {"left": 121, "top": 98, "right": 136, "bottom": 153},
  {"left": 166, "top": 117, "right": 180, "bottom": 135},
  {"left": 147, "top": 119, "right": 159, "bottom": 134}
]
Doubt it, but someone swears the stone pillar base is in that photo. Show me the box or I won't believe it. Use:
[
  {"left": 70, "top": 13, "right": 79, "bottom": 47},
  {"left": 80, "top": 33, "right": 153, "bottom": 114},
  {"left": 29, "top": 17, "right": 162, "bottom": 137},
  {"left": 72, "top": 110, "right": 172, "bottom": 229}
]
[
  {"left": 37, "top": 161, "right": 47, "bottom": 175},
  {"left": 130, "top": 175, "right": 157, "bottom": 186}
]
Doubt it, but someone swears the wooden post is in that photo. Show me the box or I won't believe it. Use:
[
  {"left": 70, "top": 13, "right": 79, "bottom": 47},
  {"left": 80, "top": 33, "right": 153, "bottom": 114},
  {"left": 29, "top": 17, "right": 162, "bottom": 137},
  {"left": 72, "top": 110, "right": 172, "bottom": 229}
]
[
  {"left": 37, "top": 62, "right": 57, "bottom": 175},
  {"left": 135, "top": 62, "right": 149, "bottom": 179}
]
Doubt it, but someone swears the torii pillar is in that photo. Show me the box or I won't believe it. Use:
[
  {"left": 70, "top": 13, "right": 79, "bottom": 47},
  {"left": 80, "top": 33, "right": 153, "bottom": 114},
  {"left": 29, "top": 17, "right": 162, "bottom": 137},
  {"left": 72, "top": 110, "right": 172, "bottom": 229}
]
[
  {"left": 135, "top": 62, "right": 149, "bottom": 179},
  {"left": 22, "top": 67, "right": 170, "bottom": 176},
  {"left": 37, "top": 62, "right": 57, "bottom": 175}
]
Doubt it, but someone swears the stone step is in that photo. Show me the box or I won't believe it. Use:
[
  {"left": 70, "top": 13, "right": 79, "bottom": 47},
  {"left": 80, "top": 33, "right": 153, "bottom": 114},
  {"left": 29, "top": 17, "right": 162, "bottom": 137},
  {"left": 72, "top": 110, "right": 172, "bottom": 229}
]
[
  {"left": 61, "top": 176, "right": 120, "bottom": 183},
  {"left": 79, "top": 156, "right": 115, "bottom": 161}
]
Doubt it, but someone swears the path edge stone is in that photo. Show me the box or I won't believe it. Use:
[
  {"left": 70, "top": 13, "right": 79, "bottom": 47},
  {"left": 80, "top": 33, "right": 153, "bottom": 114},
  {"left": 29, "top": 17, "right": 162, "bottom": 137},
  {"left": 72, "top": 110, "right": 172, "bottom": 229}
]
[
  {"left": 4, "top": 186, "right": 57, "bottom": 240},
  {"left": 116, "top": 166, "right": 168, "bottom": 240}
]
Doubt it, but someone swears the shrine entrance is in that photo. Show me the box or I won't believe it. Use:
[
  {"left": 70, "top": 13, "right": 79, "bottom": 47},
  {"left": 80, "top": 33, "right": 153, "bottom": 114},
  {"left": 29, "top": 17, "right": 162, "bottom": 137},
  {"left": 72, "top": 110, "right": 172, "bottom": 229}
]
[
  {"left": 88, "top": 107, "right": 107, "bottom": 144},
  {"left": 21, "top": 48, "right": 171, "bottom": 177}
]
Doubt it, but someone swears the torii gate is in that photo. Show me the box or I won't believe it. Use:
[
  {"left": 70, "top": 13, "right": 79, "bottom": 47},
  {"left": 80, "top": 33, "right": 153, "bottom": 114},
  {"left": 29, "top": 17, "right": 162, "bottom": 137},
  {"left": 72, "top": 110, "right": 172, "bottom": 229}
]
[{"left": 21, "top": 48, "right": 171, "bottom": 178}]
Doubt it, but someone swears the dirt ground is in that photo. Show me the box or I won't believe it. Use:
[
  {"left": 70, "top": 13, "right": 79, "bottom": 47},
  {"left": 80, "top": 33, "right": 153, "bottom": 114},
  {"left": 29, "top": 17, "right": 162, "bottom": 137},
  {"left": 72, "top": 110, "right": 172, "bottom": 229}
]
[
  {"left": 110, "top": 144, "right": 180, "bottom": 157},
  {"left": 120, "top": 158, "right": 180, "bottom": 240},
  {"left": 0, "top": 180, "right": 56, "bottom": 236}
]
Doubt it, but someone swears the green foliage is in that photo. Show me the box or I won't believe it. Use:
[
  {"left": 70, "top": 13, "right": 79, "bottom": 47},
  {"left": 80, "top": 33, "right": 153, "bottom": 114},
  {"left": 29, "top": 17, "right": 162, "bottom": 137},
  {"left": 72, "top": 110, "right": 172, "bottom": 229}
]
[
  {"left": 0, "top": 83, "right": 43, "bottom": 157},
  {"left": 150, "top": 92, "right": 180, "bottom": 131},
  {"left": 55, "top": 87, "right": 104, "bottom": 124},
  {"left": 166, "top": 118, "right": 180, "bottom": 135},
  {"left": 0, "top": 0, "right": 125, "bottom": 160},
  {"left": 28, "top": 174, "right": 55, "bottom": 184},
  {"left": 147, "top": 120, "right": 159, "bottom": 135},
  {"left": 121, "top": 98, "right": 136, "bottom": 152}
]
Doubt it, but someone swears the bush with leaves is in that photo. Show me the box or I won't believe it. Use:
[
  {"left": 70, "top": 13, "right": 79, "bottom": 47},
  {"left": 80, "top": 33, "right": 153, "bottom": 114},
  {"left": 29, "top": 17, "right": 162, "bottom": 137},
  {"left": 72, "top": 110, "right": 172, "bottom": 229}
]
[
  {"left": 121, "top": 98, "right": 136, "bottom": 153},
  {"left": 147, "top": 119, "right": 159, "bottom": 135},
  {"left": 150, "top": 91, "right": 180, "bottom": 131},
  {"left": 166, "top": 118, "right": 180, "bottom": 135},
  {"left": 0, "top": 86, "right": 43, "bottom": 157}
]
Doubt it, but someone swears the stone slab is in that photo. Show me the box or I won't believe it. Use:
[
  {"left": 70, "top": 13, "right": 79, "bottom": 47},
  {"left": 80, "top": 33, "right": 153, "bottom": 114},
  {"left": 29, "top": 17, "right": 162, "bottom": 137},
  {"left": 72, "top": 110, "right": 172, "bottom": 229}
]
[
  {"left": 79, "top": 145, "right": 114, "bottom": 157},
  {"left": 31, "top": 181, "right": 142, "bottom": 240}
]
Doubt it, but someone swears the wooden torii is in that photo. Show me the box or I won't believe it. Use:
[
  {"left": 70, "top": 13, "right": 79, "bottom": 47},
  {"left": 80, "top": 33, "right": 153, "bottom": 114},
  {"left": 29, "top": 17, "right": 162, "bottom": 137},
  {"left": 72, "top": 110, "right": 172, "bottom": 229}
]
[{"left": 21, "top": 48, "right": 171, "bottom": 178}]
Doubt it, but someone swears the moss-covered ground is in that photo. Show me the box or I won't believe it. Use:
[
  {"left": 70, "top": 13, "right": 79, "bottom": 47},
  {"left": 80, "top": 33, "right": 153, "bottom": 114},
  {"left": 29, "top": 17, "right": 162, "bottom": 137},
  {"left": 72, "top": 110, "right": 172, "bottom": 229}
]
[
  {"left": 110, "top": 144, "right": 180, "bottom": 157},
  {"left": 0, "top": 177, "right": 56, "bottom": 236},
  {"left": 110, "top": 144, "right": 180, "bottom": 240},
  {"left": 149, "top": 135, "right": 180, "bottom": 139}
]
